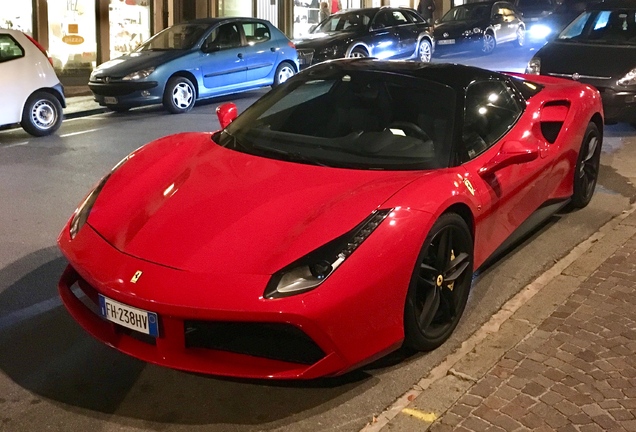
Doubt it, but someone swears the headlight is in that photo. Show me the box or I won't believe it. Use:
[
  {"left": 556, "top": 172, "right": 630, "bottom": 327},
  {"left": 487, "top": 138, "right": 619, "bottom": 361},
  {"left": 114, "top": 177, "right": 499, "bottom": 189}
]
[
  {"left": 264, "top": 209, "right": 392, "bottom": 298},
  {"left": 473, "top": 27, "right": 482, "bottom": 34},
  {"left": 462, "top": 29, "right": 474, "bottom": 36},
  {"left": 122, "top": 67, "right": 155, "bottom": 80},
  {"left": 618, "top": 68, "right": 636, "bottom": 86},
  {"left": 69, "top": 155, "right": 131, "bottom": 239},
  {"left": 529, "top": 24, "right": 552, "bottom": 39},
  {"left": 526, "top": 57, "right": 541, "bottom": 75}
]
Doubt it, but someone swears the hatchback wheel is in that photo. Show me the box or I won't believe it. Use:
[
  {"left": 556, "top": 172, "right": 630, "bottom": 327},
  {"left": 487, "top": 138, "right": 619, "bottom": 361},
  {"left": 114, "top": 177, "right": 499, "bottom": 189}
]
[
  {"left": 272, "top": 62, "right": 295, "bottom": 88},
  {"left": 163, "top": 76, "right": 196, "bottom": 114},
  {"left": 20, "top": 91, "right": 63, "bottom": 136}
]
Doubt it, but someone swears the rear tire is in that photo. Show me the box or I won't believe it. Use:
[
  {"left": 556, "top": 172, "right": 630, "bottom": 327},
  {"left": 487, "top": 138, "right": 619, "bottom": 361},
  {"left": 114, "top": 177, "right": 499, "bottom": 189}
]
[
  {"left": 162, "top": 76, "right": 196, "bottom": 114},
  {"left": 404, "top": 213, "right": 473, "bottom": 351},
  {"left": 272, "top": 62, "right": 295, "bottom": 88},
  {"left": 571, "top": 122, "right": 601, "bottom": 209},
  {"left": 20, "top": 91, "right": 63, "bottom": 136}
]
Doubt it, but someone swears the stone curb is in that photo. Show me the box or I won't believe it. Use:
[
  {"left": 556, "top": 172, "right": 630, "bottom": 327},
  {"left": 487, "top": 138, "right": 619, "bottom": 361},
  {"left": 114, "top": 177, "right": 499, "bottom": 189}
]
[{"left": 361, "top": 204, "right": 636, "bottom": 432}]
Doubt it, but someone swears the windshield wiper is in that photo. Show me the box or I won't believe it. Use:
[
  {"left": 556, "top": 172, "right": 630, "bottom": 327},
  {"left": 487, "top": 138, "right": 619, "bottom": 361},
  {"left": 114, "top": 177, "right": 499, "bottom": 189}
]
[{"left": 252, "top": 143, "right": 329, "bottom": 167}]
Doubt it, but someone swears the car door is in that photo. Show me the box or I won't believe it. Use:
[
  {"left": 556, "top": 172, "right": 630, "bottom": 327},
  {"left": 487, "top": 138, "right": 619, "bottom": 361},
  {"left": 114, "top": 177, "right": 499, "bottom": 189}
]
[
  {"left": 458, "top": 79, "right": 553, "bottom": 255},
  {"left": 198, "top": 23, "right": 247, "bottom": 93},
  {"left": 491, "top": 3, "right": 511, "bottom": 41},
  {"left": 390, "top": 9, "right": 419, "bottom": 58},
  {"left": 369, "top": 10, "right": 402, "bottom": 59},
  {"left": 240, "top": 21, "right": 280, "bottom": 83}
]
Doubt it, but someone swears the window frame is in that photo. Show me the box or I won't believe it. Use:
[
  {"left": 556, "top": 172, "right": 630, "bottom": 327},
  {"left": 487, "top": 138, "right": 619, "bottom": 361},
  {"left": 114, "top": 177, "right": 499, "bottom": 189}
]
[{"left": 0, "top": 34, "right": 25, "bottom": 63}]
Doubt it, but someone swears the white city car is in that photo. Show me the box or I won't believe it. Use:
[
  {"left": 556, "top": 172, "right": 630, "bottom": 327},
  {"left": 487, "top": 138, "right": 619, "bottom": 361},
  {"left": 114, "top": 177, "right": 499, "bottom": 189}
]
[{"left": 0, "top": 28, "right": 65, "bottom": 136}]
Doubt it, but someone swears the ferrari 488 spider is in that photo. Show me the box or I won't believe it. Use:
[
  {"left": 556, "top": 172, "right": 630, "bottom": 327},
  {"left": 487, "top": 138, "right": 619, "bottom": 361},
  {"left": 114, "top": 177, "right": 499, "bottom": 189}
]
[{"left": 58, "top": 59, "right": 603, "bottom": 379}]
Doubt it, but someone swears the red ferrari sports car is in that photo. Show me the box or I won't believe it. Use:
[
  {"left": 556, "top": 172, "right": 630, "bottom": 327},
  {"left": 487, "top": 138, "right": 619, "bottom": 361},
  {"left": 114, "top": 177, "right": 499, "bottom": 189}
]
[{"left": 58, "top": 59, "right": 603, "bottom": 379}]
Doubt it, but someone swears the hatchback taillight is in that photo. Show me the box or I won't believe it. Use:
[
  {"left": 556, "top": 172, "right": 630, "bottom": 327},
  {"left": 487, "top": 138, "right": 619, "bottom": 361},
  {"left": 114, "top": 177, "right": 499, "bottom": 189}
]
[{"left": 24, "top": 33, "right": 53, "bottom": 66}]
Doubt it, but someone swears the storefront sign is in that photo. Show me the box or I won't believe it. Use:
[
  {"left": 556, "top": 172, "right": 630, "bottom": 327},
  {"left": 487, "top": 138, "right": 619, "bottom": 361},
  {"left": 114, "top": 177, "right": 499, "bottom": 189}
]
[{"left": 62, "top": 35, "right": 85, "bottom": 45}]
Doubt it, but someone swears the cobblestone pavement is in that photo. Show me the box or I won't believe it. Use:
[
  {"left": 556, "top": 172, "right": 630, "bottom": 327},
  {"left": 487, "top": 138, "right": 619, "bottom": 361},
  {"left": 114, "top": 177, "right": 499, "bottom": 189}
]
[{"left": 367, "top": 209, "right": 636, "bottom": 432}]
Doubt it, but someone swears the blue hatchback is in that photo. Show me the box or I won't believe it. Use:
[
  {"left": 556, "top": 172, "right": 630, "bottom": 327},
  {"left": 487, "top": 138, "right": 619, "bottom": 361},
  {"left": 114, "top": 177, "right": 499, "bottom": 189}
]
[{"left": 89, "top": 18, "right": 299, "bottom": 113}]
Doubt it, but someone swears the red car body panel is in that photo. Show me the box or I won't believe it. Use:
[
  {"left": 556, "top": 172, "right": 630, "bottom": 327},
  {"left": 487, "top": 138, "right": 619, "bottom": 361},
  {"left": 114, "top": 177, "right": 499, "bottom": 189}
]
[{"left": 57, "top": 68, "right": 603, "bottom": 379}]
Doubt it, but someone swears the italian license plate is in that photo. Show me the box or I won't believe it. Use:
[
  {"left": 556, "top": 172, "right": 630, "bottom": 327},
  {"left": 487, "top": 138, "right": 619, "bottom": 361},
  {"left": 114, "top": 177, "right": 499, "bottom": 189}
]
[
  {"left": 104, "top": 96, "right": 118, "bottom": 104},
  {"left": 438, "top": 39, "right": 455, "bottom": 45},
  {"left": 98, "top": 294, "right": 159, "bottom": 337}
]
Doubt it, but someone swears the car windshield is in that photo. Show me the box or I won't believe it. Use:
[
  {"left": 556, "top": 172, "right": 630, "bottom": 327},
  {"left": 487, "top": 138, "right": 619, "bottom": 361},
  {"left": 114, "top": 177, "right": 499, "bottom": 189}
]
[
  {"left": 136, "top": 23, "right": 210, "bottom": 51},
  {"left": 313, "top": 10, "right": 375, "bottom": 32},
  {"left": 441, "top": 5, "right": 491, "bottom": 22},
  {"left": 516, "top": 0, "right": 554, "bottom": 9},
  {"left": 558, "top": 9, "right": 636, "bottom": 44},
  {"left": 214, "top": 68, "right": 456, "bottom": 170}
]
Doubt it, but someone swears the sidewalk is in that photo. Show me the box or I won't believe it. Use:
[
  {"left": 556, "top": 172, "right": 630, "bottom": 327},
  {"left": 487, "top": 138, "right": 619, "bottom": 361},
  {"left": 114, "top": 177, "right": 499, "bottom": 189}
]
[
  {"left": 64, "top": 85, "right": 107, "bottom": 118},
  {"left": 366, "top": 207, "right": 636, "bottom": 432}
]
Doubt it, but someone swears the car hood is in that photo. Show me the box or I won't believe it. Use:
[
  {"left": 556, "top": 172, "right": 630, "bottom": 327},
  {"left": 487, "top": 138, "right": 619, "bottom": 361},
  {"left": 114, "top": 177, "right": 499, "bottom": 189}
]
[
  {"left": 434, "top": 20, "right": 485, "bottom": 38},
  {"left": 92, "top": 50, "right": 188, "bottom": 77},
  {"left": 537, "top": 41, "right": 636, "bottom": 80},
  {"left": 294, "top": 31, "right": 357, "bottom": 49},
  {"left": 87, "top": 132, "right": 421, "bottom": 274}
]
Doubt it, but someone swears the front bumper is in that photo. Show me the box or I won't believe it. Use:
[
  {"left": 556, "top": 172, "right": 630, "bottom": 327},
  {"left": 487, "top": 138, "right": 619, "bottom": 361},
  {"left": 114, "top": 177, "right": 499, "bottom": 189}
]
[
  {"left": 89, "top": 81, "right": 161, "bottom": 108},
  {"left": 433, "top": 35, "right": 481, "bottom": 53},
  {"left": 57, "top": 222, "right": 414, "bottom": 379},
  {"left": 597, "top": 87, "right": 636, "bottom": 123}
]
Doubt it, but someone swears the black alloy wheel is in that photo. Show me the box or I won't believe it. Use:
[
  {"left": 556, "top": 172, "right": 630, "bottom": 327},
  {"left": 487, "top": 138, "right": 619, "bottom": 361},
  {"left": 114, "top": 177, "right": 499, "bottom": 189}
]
[
  {"left": 571, "top": 122, "right": 602, "bottom": 209},
  {"left": 404, "top": 213, "right": 473, "bottom": 351}
]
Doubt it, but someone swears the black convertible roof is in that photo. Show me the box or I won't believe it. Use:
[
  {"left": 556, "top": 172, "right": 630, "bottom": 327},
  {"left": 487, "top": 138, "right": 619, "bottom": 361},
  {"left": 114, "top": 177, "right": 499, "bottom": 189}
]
[{"left": 302, "top": 59, "right": 511, "bottom": 89}]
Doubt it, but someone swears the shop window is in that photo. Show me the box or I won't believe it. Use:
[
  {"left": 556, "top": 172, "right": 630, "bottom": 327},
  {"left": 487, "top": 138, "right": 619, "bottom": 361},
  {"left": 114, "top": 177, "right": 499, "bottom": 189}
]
[
  {"left": 48, "top": 0, "right": 97, "bottom": 75},
  {"left": 0, "top": 3, "right": 33, "bottom": 35},
  {"left": 109, "top": 0, "right": 151, "bottom": 60},
  {"left": 218, "top": 0, "right": 253, "bottom": 17}
]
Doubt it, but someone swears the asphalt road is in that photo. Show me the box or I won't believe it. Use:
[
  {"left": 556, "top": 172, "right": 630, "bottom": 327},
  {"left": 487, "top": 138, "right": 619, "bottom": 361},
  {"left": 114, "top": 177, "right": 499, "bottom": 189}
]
[{"left": 1, "top": 45, "right": 635, "bottom": 432}]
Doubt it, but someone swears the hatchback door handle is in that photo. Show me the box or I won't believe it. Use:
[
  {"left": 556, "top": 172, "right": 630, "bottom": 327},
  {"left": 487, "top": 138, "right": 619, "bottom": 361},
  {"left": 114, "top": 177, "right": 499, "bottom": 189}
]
[
  {"left": 270, "top": 47, "right": 277, "bottom": 52},
  {"left": 237, "top": 53, "right": 243, "bottom": 59}
]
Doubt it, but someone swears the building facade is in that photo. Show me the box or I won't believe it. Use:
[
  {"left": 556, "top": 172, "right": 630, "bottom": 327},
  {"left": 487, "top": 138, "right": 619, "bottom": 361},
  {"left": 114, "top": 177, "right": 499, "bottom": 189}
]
[{"left": 1, "top": 0, "right": 442, "bottom": 80}]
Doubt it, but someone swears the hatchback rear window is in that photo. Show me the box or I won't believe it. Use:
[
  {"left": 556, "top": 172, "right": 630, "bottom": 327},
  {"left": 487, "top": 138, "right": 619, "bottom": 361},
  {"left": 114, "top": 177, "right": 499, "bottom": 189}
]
[{"left": 0, "top": 34, "right": 25, "bottom": 63}]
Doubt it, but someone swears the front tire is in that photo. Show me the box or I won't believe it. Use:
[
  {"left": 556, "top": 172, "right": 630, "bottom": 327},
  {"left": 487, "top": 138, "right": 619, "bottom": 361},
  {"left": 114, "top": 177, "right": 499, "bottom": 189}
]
[
  {"left": 163, "top": 76, "right": 196, "bottom": 114},
  {"left": 481, "top": 32, "right": 496, "bottom": 55},
  {"left": 20, "top": 91, "right": 63, "bottom": 136},
  {"left": 272, "top": 62, "right": 295, "bottom": 88},
  {"left": 417, "top": 39, "right": 433, "bottom": 63},
  {"left": 571, "top": 122, "right": 602, "bottom": 209},
  {"left": 404, "top": 213, "right": 473, "bottom": 351}
]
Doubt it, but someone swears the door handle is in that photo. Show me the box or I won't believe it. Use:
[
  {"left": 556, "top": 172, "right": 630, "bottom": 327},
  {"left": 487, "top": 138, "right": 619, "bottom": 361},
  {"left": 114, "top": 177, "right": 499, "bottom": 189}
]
[
  {"left": 270, "top": 47, "right": 277, "bottom": 52},
  {"left": 237, "top": 53, "right": 243, "bottom": 59}
]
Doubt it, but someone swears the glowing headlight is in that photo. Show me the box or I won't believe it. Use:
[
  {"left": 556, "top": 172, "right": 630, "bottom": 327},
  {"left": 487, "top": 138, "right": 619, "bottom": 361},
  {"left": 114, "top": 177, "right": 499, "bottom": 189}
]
[
  {"left": 264, "top": 209, "right": 392, "bottom": 298},
  {"left": 529, "top": 24, "right": 552, "bottom": 39},
  {"left": 618, "top": 68, "right": 636, "bottom": 86},
  {"left": 526, "top": 57, "right": 541, "bottom": 75},
  {"left": 123, "top": 67, "right": 155, "bottom": 80},
  {"left": 69, "top": 155, "right": 131, "bottom": 239}
]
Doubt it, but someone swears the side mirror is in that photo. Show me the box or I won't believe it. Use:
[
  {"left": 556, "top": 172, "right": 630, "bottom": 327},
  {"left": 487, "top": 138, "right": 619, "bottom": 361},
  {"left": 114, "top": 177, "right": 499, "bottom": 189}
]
[
  {"left": 479, "top": 140, "right": 538, "bottom": 176},
  {"left": 216, "top": 103, "right": 238, "bottom": 129}
]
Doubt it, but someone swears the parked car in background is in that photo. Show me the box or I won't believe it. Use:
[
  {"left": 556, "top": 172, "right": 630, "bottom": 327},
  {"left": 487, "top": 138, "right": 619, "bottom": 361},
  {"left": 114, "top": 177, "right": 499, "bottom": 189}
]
[
  {"left": 526, "top": 0, "right": 602, "bottom": 43},
  {"left": 434, "top": 1, "right": 525, "bottom": 55},
  {"left": 513, "top": 0, "right": 557, "bottom": 25},
  {"left": 294, "top": 7, "right": 434, "bottom": 68},
  {"left": 0, "top": 28, "right": 65, "bottom": 136},
  {"left": 526, "top": 0, "right": 636, "bottom": 123},
  {"left": 88, "top": 18, "right": 298, "bottom": 114}
]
